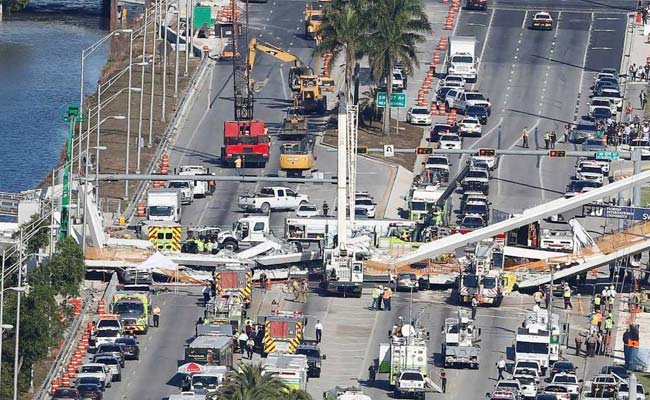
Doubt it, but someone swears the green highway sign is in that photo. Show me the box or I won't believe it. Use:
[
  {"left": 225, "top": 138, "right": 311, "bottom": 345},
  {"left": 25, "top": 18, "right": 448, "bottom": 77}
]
[
  {"left": 595, "top": 151, "right": 620, "bottom": 160},
  {"left": 377, "top": 92, "right": 407, "bottom": 108}
]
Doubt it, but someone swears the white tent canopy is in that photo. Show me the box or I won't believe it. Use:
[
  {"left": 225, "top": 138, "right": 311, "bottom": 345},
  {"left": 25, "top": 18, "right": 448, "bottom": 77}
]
[{"left": 136, "top": 252, "right": 180, "bottom": 271}]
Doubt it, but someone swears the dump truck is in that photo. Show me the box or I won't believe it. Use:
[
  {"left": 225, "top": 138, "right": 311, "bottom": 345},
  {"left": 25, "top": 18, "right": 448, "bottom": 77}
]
[
  {"left": 110, "top": 291, "right": 150, "bottom": 334},
  {"left": 442, "top": 309, "right": 481, "bottom": 369},
  {"left": 255, "top": 311, "right": 307, "bottom": 356},
  {"left": 214, "top": 266, "right": 253, "bottom": 308}
]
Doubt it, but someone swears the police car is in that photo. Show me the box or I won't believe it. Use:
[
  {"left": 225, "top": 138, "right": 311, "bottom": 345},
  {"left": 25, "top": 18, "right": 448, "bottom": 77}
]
[{"left": 532, "top": 11, "right": 553, "bottom": 30}]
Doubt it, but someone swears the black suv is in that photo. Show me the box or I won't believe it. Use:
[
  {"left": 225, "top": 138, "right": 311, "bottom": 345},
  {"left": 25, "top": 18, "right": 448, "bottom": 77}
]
[{"left": 296, "top": 340, "right": 326, "bottom": 378}]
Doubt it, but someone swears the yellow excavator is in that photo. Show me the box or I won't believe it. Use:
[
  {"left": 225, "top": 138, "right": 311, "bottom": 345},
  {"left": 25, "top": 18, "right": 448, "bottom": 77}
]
[
  {"left": 304, "top": 3, "right": 323, "bottom": 42},
  {"left": 247, "top": 37, "right": 313, "bottom": 92},
  {"left": 247, "top": 38, "right": 329, "bottom": 114},
  {"left": 279, "top": 135, "right": 316, "bottom": 177}
]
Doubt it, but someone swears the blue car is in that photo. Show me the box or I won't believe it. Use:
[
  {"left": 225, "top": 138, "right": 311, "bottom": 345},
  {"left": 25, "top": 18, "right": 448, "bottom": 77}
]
[{"left": 582, "top": 138, "right": 606, "bottom": 152}]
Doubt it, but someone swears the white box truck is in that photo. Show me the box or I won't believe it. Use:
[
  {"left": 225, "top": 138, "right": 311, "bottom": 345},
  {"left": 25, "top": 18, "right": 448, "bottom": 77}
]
[
  {"left": 147, "top": 188, "right": 182, "bottom": 223},
  {"left": 446, "top": 36, "right": 478, "bottom": 82}
]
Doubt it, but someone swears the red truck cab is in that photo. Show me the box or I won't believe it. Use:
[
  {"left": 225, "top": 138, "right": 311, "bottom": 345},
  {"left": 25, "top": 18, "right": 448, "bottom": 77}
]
[{"left": 221, "top": 120, "right": 270, "bottom": 167}]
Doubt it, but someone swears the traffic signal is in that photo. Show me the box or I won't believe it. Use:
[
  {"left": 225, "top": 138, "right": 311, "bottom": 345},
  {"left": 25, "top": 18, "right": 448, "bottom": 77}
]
[
  {"left": 356, "top": 146, "right": 368, "bottom": 154},
  {"left": 416, "top": 147, "right": 433, "bottom": 155},
  {"left": 549, "top": 150, "right": 566, "bottom": 157},
  {"left": 478, "top": 148, "right": 496, "bottom": 157}
]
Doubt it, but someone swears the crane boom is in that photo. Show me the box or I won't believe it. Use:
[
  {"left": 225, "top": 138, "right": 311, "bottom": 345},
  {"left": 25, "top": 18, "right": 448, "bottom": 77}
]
[{"left": 247, "top": 38, "right": 314, "bottom": 92}]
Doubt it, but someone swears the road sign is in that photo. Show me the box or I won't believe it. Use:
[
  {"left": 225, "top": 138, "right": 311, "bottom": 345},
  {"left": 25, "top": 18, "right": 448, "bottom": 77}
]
[
  {"left": 595, "top": 151, "right": 620, "bottom": 160},
  {"left": 583, "top": 204, "right": 650, "bottom": 220},
  {"left": 377, "top": 92, "right": 407, "bottom": 108},
  {"left": 383, "top": 145, "right": 395, "bottom": 157}
]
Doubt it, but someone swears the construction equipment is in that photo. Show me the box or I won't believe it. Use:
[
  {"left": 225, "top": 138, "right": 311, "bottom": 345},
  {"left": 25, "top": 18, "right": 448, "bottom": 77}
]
[
  {"left": 441, "top": 309, "right": 481, "bottom": 369},
  {"left": 255, "top": 311, "right": 307, "bottom": 356},
  {"left": 297, "top": 75, "right": 327, "bottom": 114},
  {"left": 220, "top": 120, "right": 270, "bottom": 167},
  {"left": 247, "top": 38, "right": 314, "bottom": 92},
  {"left": 230, "top": 0, "right": 253, "bottom": 121},
  {"left": 280, "top": 106, "right": 308, "bottom": 139},
  {"left": 304, "top": 3, "right": 323, "bottom": 41},
  {"left": 279, "top": 136, "right": 316, "bottom": 178}
]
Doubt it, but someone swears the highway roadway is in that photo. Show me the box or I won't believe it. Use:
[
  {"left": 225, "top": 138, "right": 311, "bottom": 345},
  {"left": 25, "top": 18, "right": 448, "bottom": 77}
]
[
  {"left": 101, "top": 0, "right": 636, "bottom": 399},
  {"left": 166, "top": 0, "right": 393, "bottom": 235},
  {"left": 443, "top": 0, "right": 632, "bottom": 217}
]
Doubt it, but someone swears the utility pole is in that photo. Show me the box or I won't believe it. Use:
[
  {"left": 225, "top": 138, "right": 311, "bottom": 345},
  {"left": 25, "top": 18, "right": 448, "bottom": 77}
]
[
  {"left": 548, "top": 262, "right": 554, "bottom": 334},
  {"left": 337, "top": 94, "right": 348, "bottom": 254},
  {"left": 148, "top": 0, "right": 158, "bottom": 147},
  {"left": 162, "top": 0, "right": 169, "bottom": 122},
  {"left": 633, "top": 148, "right": 642, "bottom": 206}
]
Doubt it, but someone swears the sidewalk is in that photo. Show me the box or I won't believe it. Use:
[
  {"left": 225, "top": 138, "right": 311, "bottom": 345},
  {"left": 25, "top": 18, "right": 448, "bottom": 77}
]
[{"left": 621, "top": 17, "right": 650, "bottom": 122}]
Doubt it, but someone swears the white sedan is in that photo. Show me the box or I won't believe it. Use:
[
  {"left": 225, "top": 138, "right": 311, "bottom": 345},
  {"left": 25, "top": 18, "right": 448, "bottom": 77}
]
[
  {"left": 295, "top": 202, "right": 320, "bottom": 218},
  {"left": 406, "top": 106, "right": 432, "bottom": 125},
  {"left": 459, "top": 117, "right": 482, "bottom": 137},
  {"left": 439, "top": 134, "right": 462, "bottom": 149},
  {"left": 443, "top": 74, "right": 466, "bottom": 88}
]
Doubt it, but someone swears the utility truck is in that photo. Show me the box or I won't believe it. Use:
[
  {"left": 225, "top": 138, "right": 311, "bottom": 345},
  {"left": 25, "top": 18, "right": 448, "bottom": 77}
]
[
  {"left": 177, "top": 165, "right": 214, "bottom": 198},
  {"left": 446, "top": 36, "right": 478, "bottom": 82},
  {"left": 167, "top": 180, "right": 194, "bottom": 204},
  {"left": 263, "top": 353, "right": 309, "bottom": 391},
  {"left": 238, "top": 186, "right": 309, "bottom": 213},
  {"left": 442, "top": 309, "right": 481, "bottom": 369},
  {"left": 185, "top": 335, "right": 233, "bottom": 367},
  {"left": 379, "top": 320, "right": 430, "bottom": 399},
  {"left": 147, "top": 188, "right": 182, "bottom": 222},
  {"left": 321, "top": 249, "right": 364, "bottom": 297},
  {"left": 514, "top": 309, "right": 561, "bottom": 372}
]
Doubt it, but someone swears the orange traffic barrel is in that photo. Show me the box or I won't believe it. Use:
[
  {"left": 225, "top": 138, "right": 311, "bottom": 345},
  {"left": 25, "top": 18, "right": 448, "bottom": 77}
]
[
  {"left": 137, "top": 201, "right": 146, "bottom": 217},
  {"left": 97, "top": 300, "right": 105, "bottom": 315}
]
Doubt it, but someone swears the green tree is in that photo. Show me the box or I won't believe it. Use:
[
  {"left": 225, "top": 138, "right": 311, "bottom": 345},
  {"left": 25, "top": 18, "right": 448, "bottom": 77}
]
[
  {"left": 316, "top": 0, "right": 367, "bottom": 105},
  {"left": 359, "top": 86, "right": 383, "bottom": 128},
  {"left": 42, "top": 237, "right": 85, "bottom": 298},
  {"left": 366, "top": 0, "right": 431, "bottom": 135},
  {"left": 2, "top": 0, "right": 30, "bottom": 12},
  {"left": 208, "top": 363, "right": 312, "bottom": 400}
]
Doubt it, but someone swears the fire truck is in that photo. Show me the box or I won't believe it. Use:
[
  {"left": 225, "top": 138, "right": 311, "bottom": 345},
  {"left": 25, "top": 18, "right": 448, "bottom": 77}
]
[
  {"left": 220, "top": 120, "right": 270, "bottom": 168},
  {"left": 255, "top": 311, "right": 307, "bottom": 357},
  {"left": 214, "top": 266, "right": 253, "bottom": 308}
]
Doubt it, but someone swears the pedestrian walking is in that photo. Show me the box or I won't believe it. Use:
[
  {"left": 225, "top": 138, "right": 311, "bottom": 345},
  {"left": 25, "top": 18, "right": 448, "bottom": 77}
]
[
  {"left": 245, "top": 321, "right": 253, "bottom": 337},
  {"left": 371, "top": 285, "right": 381, "bottom": 310},
  {"left": 575, "top": 334, "right": 583, "bottom": 356},
  {"left": 596, "top": 332, "right": 604, "bottom": 355},
  {"left": 246, "top": 337, "right": 255, "bottom": 359},
  {"left": 641, "top": 91, "right": 647, "bottom": 110},
  {"left": 292, "top": 279, "right": 300, "bottom": 302},
  {"left": 315, "top": 320, "right": 323, "bottom": 343},
  {"left": 471, "top": 296, "right": 479, "bottom": 320},
  {"left": 368, "top": 364, "right": 377, "bottom": 383},
  {"left": 202, "top": 284, "right": 211, "bottom": 304},
  {"left": 593, "top": 294, "right": 602, "bottom": 312},
  {"left": 497, "top": 357, "right": 506, "bottom": 381},
  {"left": 441, "top": 368, "right": 447, "bottom": 393},
  {"left": 587, "top": 334, "right": 597, "bottom": 357},
  {"left": 238, "top": 331, "right": 249, "bottom": 355},
  {"left": 234, "top": 156, "right": 243, "bottom": 176},
  {"left": 563, "top": 284, "right": 573, "bottom": 309},
  {"left": 300, "top": 279, "right": 309, "bottom": 303},
  {"left": 152, "top": 304, "right": 161, "bottom": 327},
  {"left": 260, "top": 272, "right": 267, "bottom": 290},
  {"left": 626, "top": 102, "right": 634, "bottom": 122},
  {"left": 522, "top": 127, "right": 529, "bottom": 148},
  {"left": 382, "top": 286, "right": 393, "bottom": 311},
  {"left": 322, "top": 201, "right": 329, "bottom": 217}
]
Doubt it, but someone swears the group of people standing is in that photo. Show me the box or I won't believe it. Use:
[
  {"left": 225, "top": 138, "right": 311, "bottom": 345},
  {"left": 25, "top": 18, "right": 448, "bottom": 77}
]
[
  {"left": 370, "top": 284, "right": 393, "bottom": 311},
  {"left": 288, "top": 279, "right": 310, "bottom": 303}
]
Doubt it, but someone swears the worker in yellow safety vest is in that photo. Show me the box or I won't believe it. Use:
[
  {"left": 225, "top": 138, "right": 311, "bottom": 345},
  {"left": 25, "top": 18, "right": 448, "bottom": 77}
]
[
  {"left": 206, "top": 240, "right": 213, "bottom": 254},
  {"left": 563, "top": 284, "right": 573, "bottom": 309}
]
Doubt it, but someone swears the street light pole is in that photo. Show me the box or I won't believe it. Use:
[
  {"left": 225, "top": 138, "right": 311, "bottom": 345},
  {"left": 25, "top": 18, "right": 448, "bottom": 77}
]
[
  {"left": 174, "top": 8, "right": 180, "bottom": 97},
  {"left": 185, "top": 0, "right": 190, "bottom": 77},
  {"left": 125, "top": 30, "right": 134, "bottom": 200},
  {"left": 12, "top": 231, "right": 23, "bottom": 400},
  {"left": 137, "top": 7, "right": 149, "bottom": 174},
  {"left": 162, "top": 0, "right": 169, "bottom": 122},
  {"left": 148, "top": 0, "right": 158, "bottom": 147}
]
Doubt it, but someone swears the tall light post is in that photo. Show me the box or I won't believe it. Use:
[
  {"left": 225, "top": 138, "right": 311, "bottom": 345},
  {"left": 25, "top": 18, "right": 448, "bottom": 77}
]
[
  {"left": 185, "top": 0, "right": 190, "bottom": 77},
  {"left": 135, "top": 61, "right": 150, "bottom": 174},
  {"left": 162, "top": 0, "right": 169, "bottom": 122},
  {"left": 125, "top": 29, "right": 135, "bottom": 200},
  {"left": 173, "top": 8, "right": 180, "bottom": 97},
  {"left": 148, "top": 0, "right": 159, "bottom": 147},
  {"left": 12, "top": 228, "right": 27, "bottom": 400}
]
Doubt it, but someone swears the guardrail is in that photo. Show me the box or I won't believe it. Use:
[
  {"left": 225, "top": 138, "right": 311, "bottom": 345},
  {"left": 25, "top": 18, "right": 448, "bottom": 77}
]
[{"left": 123, "top": 56, "right": 211, "bottom": 223}]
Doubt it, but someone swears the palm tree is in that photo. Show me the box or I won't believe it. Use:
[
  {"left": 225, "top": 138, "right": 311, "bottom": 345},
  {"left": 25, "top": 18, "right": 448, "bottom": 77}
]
[
  {"left": 315, "top": 0, "right": 367, "bottom": 105},
  {"left": 359, "top": 86, "right": 383, "bottom": 128},
  {"left": 208, "top": 363, "right": 295, "bottom": 400},
  {"left": 366, "top": 0, "right": 431, "bottom": 135}
]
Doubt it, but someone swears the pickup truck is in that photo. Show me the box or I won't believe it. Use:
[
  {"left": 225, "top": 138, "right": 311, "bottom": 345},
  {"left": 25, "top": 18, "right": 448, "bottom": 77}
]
[
  {"left": 238, "top": 186, "right": 309, "bottom": 213},
  {"left": 395, "top": 370, "right": 427, "bottom": 399},
  {"left": 76, "top": 363, "right": 113, "bottom": 389},
  {"left": 445, "top": 90, "right": 491, "bottom": 114}
]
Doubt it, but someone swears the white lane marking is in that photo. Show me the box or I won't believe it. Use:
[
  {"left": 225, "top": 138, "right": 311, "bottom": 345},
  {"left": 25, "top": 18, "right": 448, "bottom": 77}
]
[
  {"left": 555, "top": 10, "right": 562, "bottom": 34},
  {"left": 522, "top": 10, "right": 529, "bottom": 29},
  {"left": 497, "top": 118, "right": 540, "bottom": 196},
  {"left": 473, "top": 8, "right": 496, "bottom": 88},
  {"left": 279, "top": 68, "right": 290, "bottom": 101},
  {"left": 593, "top": 29, "right": 616, "bottom": 32},
  {"left": 574, "top": 13, "right": 594, "bottom": 123},
  {"left": 591, "top": 47, "right": 613, "bottom": 50},
  {"left": 451, "top": 6, "right": 463, "bottom": 37},
  {"left": 596, "top": 17, "right": 622, "bottom": 20}
]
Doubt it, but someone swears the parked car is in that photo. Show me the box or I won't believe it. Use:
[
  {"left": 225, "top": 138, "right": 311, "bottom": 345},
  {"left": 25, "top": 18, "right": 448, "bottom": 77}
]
[
  {"left": 616, "top": 382, "right": 646, "bottom": 400},
  {"left": 396, "top": 273, "right": 419, "bottom": 292},
  {"left": 76, "top": 383, "right": 103, "bottom": 399},
  {"left": 115, "top": 337, "right": 140, "bottom": 360},
  {"left": 52, "top": 388, "right": 81, "bottom": 400},
  {"left": 295, "top": 202, "right": 320, "bottom": 218},
  {"left": 92, "top": 355, "right": 122, "bottom": 382}
]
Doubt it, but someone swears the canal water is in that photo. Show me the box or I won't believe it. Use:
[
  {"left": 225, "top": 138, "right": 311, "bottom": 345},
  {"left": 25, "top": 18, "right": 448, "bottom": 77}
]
[{"left": 0, "top": 1, "right": 109, "bottom": 192}]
